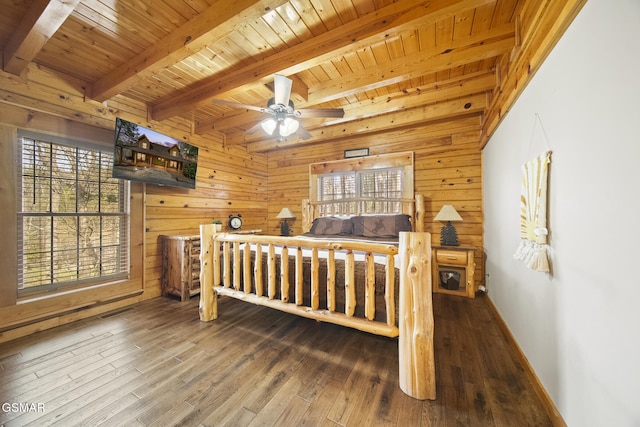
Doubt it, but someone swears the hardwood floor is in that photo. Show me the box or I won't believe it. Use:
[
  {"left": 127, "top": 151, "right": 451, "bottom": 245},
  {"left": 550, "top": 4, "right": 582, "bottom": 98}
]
[{"left": 0, "top": 293, "right": 552, "bottom": 426}]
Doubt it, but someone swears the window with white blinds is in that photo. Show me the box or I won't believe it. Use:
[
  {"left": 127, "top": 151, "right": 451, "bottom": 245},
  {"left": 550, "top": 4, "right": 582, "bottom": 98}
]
[
  {"left": 317, "top": 167, "right": 403, "bottom": 215},
  {"left": 17, "top": 135, "right": 129, "bottom": 292},
  {"left": 318, "top": 172, "right": 357, "bottom": 200}
]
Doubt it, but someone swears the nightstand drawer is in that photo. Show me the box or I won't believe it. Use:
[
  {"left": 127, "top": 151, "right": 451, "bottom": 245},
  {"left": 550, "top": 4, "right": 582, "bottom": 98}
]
[
  {"left": 432, "top": 245, "right": 476, "bottom": 298},
  {"left": 436, "top": 250, "right": 467, "bottom": 266}
]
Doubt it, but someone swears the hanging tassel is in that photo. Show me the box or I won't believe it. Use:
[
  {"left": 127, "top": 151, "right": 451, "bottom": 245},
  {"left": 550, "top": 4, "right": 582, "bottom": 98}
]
[
  {"left": 514, "top": 240, "right": 550, "bottom": 272},
  {"left": 514, "top": 240, "right": 534, "bottom": 262},
  {"left": 513, "top": 240, "right": 528, "bottom": 260},
  {"left": 527, "top": 245, "right": 550, "bottom": 272}
]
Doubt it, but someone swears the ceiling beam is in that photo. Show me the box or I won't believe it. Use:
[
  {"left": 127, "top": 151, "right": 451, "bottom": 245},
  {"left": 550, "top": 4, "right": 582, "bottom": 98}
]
[
  {"left": 308, "top": 29, "right": 514, "bottom": 104},
  {"left": 88, "top": 0, "right": 290, "bottom": 102},
  {"left": 247, "top": 114, "right": 483, "bottom": 153},
  {"left": 198, "top": 109, "right": 264, "bottom": 134},
  {"left": 2, "top": 0, "right": 80, "bottom": 76},
  {"left": 151, "top": 0, "right": 495, "bottom": 121},
  {"left": 341, "top": 72, "right": 496, "bottom": 121},
  {"left": 199, "top": 26, "right": 507, "bottom": 137}
]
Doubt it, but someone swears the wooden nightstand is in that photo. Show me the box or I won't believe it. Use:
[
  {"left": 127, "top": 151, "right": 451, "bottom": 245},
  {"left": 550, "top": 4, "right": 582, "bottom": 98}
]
[{"left": 431, "top": 245, "right": 476, "bottom": 298}]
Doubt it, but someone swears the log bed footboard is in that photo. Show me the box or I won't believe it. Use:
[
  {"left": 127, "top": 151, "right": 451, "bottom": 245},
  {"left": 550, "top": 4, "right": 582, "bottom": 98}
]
[{"left": 199, "top": 224, "right": 435, "bottom": 400}]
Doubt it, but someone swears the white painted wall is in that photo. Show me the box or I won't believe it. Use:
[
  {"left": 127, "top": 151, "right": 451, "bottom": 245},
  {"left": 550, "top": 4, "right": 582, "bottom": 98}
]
[{"left": 483, "top": 1, "right": 640, "bottom": 425}]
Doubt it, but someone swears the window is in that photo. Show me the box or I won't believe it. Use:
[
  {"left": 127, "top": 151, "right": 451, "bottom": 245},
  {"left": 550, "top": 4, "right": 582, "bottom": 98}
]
[
  {"left": 17, "top": 134, "right": 129, "bottom": 292},
  {"left": 358, "top": 168, "right": 403, "bottom": 213},
  {"left": 309, "top": 151, "right": 414, "bottom": 217},
  {"left": 317, "top": 168, "right": 403, "bottom": 214},
  {"left": 318, "top": 172, "right": 356, "bottom": 200}
]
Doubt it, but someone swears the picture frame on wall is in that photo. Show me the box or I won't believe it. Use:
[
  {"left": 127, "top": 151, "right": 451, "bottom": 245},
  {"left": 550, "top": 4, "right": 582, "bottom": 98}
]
[{"left": 344, "top": 148, "right": 369, "bottom": 158}]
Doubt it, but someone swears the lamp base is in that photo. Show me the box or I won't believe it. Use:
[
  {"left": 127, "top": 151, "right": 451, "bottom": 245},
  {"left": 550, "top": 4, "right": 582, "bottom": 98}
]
[
  {"left": 280, "top": 220, "right": 290, "bottom": 236},
  {"left": 440, "top": 221, "right": 459, "bottom": 246}
]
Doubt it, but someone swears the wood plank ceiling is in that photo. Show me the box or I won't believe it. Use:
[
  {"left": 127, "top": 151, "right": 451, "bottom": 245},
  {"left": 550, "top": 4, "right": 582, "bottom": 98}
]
[{"left": 0, "top": 0, "right": 521, "bottom": 152}]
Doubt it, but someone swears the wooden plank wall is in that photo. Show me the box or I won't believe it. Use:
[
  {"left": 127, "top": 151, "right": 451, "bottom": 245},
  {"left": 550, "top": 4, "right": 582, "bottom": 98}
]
[
  {"left": 0, "top": 60, "right": 484, "bottom": 336},
  {"left": 144, "top": 134, "right": 268, "bottom": 295},
  {"left": 0, "top": 64, "right": 269, "bottom": 337},
  {"left": 266, "top": 116, "right": 485, "bottom": 288},
  {"left": 0, "top": 62, "right": 270, "bottom": 263}
]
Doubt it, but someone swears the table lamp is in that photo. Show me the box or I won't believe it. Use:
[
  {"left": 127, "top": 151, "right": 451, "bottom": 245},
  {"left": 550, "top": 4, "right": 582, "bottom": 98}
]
[
  {"left": 276, "top": 207, "right": 295, "bottom": 236},
  {"left": 434, "top": 205, "right": 462, "bottom": 246}
]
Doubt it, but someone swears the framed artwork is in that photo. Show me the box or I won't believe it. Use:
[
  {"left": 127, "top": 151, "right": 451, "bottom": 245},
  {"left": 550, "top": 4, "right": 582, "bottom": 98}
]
[{"left": 344, "top": 147, "right": 369, "bottom": 158}]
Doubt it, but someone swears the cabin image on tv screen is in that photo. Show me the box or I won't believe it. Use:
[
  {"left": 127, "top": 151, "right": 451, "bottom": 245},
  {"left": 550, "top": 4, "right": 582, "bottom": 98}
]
[{"left": 112, "top": 118, "right": 198, "bottom": 189}]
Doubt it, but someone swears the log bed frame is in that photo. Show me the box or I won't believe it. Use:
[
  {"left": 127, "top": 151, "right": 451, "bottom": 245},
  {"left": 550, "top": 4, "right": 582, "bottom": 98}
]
[{"left": 199, "top": 195, "right": 435, "bottom": 400}]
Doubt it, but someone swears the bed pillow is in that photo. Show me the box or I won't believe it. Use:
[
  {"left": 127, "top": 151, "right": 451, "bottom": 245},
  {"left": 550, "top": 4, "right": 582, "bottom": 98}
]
[
  {"left": 309, "top": 217, "right": 353, "bottom": 235},
  {"left": 352, "top": 214, "right": 412, "bottom": 238}
]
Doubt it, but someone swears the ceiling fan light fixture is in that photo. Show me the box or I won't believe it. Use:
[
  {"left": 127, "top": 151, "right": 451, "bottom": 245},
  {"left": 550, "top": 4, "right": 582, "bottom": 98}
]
[
  {"left": 267, "top": 97, "right": 295, "bottom": 112},
  {"left": 213, "top": 74, "right": 342, "bottom": 141},
  {"left": 261, "top": 118, "right": 277, "bottom": 135},
  {"left": 280, "top": 117, "right": 299, "bottom": 137}
]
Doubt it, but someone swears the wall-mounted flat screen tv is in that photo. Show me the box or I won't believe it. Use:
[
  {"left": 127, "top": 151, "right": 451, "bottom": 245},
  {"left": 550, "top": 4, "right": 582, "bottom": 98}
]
[{"left": 112, "top": 117, "right": 198, "bottom": 189}]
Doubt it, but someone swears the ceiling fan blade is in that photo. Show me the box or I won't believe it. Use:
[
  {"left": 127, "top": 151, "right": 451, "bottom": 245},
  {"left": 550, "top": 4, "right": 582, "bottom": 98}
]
[
  {"left": 295, "top": 108, "right": 345, "bottom": 118},
  {"left": 245, "top": 120, "right": 267, "bottom": 135},
  {"left": 296, "top": 124, "right": 313, "bottom": 140},
  {"left": 273, "top": 74, "right": 292, "bottom": 107},
  {"left": 212, "top": 98, "right": 267, "bottom": 113}
]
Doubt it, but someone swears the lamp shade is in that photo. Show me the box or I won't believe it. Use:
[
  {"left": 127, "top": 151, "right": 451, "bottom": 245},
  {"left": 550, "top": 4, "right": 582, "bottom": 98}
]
[
  {"left": 260, "top": 118, "right": 300, "bottom": 137},
  {"left": 260, "top": 118, "right": 277, "bottom": 135},
  {"left": 434, "top": 205, "right": 462, "bottom": 222},
  {"left": 279, "top": 117, "right": 299, "bottom": 136},
  {"left": 276, "top": 207, "right": 296, "bottom": 219}
]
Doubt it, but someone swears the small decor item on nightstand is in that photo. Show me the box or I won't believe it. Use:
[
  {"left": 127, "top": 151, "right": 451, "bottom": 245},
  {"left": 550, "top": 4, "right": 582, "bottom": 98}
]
[
  {"left": 276, "top": 207, "right": 295, "bottom": 236},
  {"left": 434, "top": 205, "right": 463, "bottom": 246},
  {"left": 212, "top": 218, "right": 222, "bottom": 232},
  {"left": 228, "top": 214, "right": 242, "bottom": 230},
  {"left": 440, "top": 271, "right": 461, "bottom": 290}
]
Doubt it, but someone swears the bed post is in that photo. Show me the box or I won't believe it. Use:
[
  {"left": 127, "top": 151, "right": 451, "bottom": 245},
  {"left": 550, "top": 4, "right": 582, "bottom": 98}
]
[
  {"left": 301, "top": 198, "right": 312, "bottom": 232},
  {"left": 199, "top": 223, "right": 218, "bottom": 321},
  {"left": 414, "top": 194, "right": 425, "bottom": 232},
  {"left": 398, "top": 231, "right": 435, "bottom": 400}
]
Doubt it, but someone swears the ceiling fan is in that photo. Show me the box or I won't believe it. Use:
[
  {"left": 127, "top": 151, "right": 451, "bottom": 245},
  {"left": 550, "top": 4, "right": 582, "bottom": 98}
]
[{"left": 211, "top": 74, "right": 344, "bottom": 141}]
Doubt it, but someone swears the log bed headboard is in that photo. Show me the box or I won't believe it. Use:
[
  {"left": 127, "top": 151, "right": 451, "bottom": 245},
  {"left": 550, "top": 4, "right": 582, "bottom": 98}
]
[
  {"left": 301, "top": 194, "right": 425, "bottom": 233},
  {"left": 303, "top": 151, "right": 420, "bottom": 233}
]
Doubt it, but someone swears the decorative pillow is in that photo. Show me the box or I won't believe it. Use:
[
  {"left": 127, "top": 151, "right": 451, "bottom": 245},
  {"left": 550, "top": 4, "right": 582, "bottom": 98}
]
[
  {"left": 309, "top": 217, "right": 353, "bottom": 235},
  {"left": 351, "top": 216, "right": 365, "bottom": 236},
  {"left": 352, "top": 214, "right": 412, "bottom": 238}
]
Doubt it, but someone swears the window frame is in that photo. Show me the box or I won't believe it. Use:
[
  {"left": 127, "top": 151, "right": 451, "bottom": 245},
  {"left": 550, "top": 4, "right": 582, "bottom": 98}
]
[
  {"left": 16, "top": 131, "right": 130, "bottom": 295},
  {"left": 309, "top": 151, "right": 415, "bottom": 217}
]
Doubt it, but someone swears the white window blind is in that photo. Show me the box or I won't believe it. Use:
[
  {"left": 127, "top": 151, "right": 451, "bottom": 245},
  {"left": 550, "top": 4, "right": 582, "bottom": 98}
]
[
  {"left": 16, "top": 134, "right": 129, "bottom": 292},
  {"left": 318, "top": 167, "right": 403, "bottom": 215},
  {"left": 359, "top": 168, "right": 403, "bottom": 213}
]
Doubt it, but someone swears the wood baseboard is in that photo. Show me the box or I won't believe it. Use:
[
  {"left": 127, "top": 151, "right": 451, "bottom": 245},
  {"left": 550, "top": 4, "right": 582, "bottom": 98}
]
[
  {"left": 485, "top": 295, "right": 566, "bottom": 427},
  {"left": 0, "top": 289, "right": 158, "bottom": 344}
]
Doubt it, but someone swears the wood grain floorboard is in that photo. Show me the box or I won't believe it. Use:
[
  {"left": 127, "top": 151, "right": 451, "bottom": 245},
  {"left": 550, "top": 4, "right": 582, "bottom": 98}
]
[{"left": 0, "top": 293, "right": 553, "bottom": 426}]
